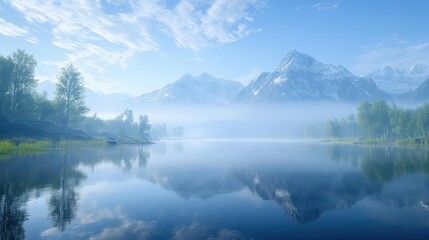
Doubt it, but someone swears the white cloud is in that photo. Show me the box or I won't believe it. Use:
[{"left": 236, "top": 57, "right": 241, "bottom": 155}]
[
  {"left": 354, "top": 35, "right": 429, "bottom": 74},
  {"left": 311, "top": 2, "right": 339, "bottom": 10},
  {"left": 89, "top": 220, "right": 155, "bottom": 240},
  {"left": 130, "top": 0, "right": 266, "bottom": 51},
  {"left": 0, "top": 17, "right": 28, "bottom": 37},
  {"left": 296, "top": 2, "right": 339, "bottom": 11},
  {"left": 25, "top": 36, "right": 38, "bottom": 44},
  {"left": 4, "top": 0, "right": 265, "bottom": 92}
]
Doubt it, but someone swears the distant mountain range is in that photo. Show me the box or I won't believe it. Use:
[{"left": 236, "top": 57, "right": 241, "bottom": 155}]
[
  {"left": 133, "top": 73, "right": 244, "bottom": 105},
  {"left": 36, "top": 50, "right": 429, "bottom": 114},
  {"left": 365, "top": 64, "right": 429, "bottom": 94},
  {"left": 235, "top": 50, "right": 388, "bottom": 103}
]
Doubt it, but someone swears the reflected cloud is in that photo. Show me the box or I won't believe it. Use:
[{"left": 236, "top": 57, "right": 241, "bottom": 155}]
[
  {"left": 173, "top": 223, "right": 248, "bottom": 240},
  {"left": 90, "top": 220, "right": 155, "bottom": 240}
]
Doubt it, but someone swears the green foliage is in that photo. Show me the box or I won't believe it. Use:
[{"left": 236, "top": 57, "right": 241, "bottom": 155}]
[
  {"left": 390, "top": 106, "right": 415, "bottom": 138},
  {"left": 326, "top": 119, "right": 340, "bottom": 137},
  {"left": 353, "top": 101, "right": 429, "bottom": 142},
  {"left": 357, "top": 100, "right": 391, "bottom": 138},
  {"left": 0, "top": 140, "right": 15, "bottom": 155},
  {"left": 150, "top": 123, "right": 168, "bottom": 139},
  {"left": 55, "top": 63, "right": 88, "bottom": 129},
  {"left": 138, "top": 115, "right": 151, "bottom": 140},
  {"left": 10, "top": 49, "right": 37, "bottom": 119},
  {"left": 415, "top": 104, "right": 429, "bottom": 137},
  {"left": 0, "top": 55, "right": 13, "bottom": 117}
]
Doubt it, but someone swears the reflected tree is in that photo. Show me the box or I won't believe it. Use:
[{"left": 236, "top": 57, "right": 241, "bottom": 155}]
[
  {"left": 48, "top": 152, "right": 81, "bottom": 232},
  {"left": 0, "top": 172, "right": 28, "bottom": 240}
]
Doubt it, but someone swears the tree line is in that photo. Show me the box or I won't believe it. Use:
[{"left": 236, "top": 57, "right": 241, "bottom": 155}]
[
  {"left": 0, "top": 49, "right": 151, "bottom": 141},
  {"left": 322, "top": 100, "right": 429, "bottom": 139}
]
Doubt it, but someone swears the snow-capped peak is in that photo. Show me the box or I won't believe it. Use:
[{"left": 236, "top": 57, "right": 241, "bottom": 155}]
[
  {"left": 409, "top": 63, "right": 429, "bottom": 75},
  {"left": 277, "top": 50, "right": 318, "bottom": 71}
]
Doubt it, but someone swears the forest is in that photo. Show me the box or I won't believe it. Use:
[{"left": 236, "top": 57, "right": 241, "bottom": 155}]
[
  {"left": 323, "top": 100, "right": 429, "bottom": 142},
  {"left": 0, "top": 49, "right": 151, "bottom": 143}
]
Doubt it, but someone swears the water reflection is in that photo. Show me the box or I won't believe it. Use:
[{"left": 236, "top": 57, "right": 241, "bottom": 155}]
[
  {"left": 0, "top": 146, "right": 150, "bottom": 239},
  {"left": 235, "top": 170, "right": 381, "bottom": 223},
  {"left": 1, "top": 142, "right": 429, "bottom": 239}
]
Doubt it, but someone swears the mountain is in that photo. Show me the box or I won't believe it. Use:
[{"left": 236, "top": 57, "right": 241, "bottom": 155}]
[
  {"left": 365, "top": 64, "right": 429, "bottom": 94},
  {"left": 402, "top": 78, "right": 429, "bottom": 101},
  {"left": 37, "top": 81, "right": 134, "bottom": 114},
  {"left": 235, "top": 50, "right": 387, "bottom": 103},
  {"left": 133, "top": 73, "right": 244, "bottom": 105}
]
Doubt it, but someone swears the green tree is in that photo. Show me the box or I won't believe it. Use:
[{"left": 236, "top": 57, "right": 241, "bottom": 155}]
[
  {"left": 326, "top": 119, "right": 341, "bottom": 137},
  {"left": 138, "top": 115, "right": 151, "bottom": 140},
  {"left": 55, "top": 63, "right": 88, "bottom": 129},
  {"left": 0, "top": 55, "right": 13, "bottom": 117},
  {"left": 10, "top": 49, "right": 37, "bottom": 119},
  {"left": 357, "top": 100, "right": 391, "bottom": 138},
  {"left": 416, "top": 104, "right": 429, "bottom": 137},
  {"left": 390, "top": 106, "right": 415, "bottom": 138}
]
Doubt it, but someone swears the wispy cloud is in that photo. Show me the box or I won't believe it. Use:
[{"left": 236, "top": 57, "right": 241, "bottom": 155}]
[
  {"left": 311, "top": 2, "right": 339, "bottom": 10},
  {"left": 0, "top": 17, "right": 28, "bottom": 37},
  {"left": 3, "top": 0, "right": 265, "bottom": 92},
  {"left": 130, "top": 0, "right": 266, "bottom": 51},
  {"left": 296, "top": 2, "right": 339, "bottom": 11},
  {"left": 354, "top": 35, "right": 429, "bottom": 74}
]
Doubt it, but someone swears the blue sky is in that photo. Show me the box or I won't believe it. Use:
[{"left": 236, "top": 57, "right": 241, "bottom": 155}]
[{"left": 0, "top": 0, "right": 428, "bottom": 95}]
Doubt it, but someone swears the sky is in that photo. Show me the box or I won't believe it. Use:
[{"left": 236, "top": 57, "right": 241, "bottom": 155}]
[{"left": 0, "top": 0, "right": 428, "bottom": 95}]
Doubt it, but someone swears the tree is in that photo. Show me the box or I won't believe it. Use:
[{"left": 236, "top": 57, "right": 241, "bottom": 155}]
[
  {"left": 390, "top": 106, "right": 415, "bottom": 138},
  {"left": 0, "top": 55, "right": 13, "bottom": 117},
  {"left": 138, "top": 115, "right": 151, "bottom": 140},
  {"left": 416, "top": 104, "right": 429, "bottom": 137},
  {"left": 55, "top": 63, "right": 88, "bottom": 129},
  {"left": 357, "top": 100, "right": 391, "bottom": 138},
  {"left": 10, "top": 49, "right": 37, "bottom": 119},
  {"left": 326, "top": 119, "right": 341, "bottom": 137}
]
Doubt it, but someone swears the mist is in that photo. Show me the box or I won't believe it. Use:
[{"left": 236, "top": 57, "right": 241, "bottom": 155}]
[{"left": 94, "top": 102, "right": 359, "bottom": 139}]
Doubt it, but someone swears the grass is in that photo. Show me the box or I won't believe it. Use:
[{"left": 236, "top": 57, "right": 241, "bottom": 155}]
[
  {"left": 0, "top": 140, "right": 15, "bottom": 155},
  {"left": 324, "top": 137, "right": 394, "bottom": 145},
  {"left": 325, "top": 137, "right": 429, "bottom": 146},
  {"left": 0, "top": 139, "right": 108, "bottom": 158},
  {"left": 395, "top": 138, "right": 429, "bottom": 146}
]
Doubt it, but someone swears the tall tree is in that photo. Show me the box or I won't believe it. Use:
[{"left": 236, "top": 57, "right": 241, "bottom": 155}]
[
  {"left": 55, "top": 63, "right": 88, "bottom": 129},
  {"left": 0, "top": 55, "right": 13, "bottom": 118},
  {"left": 10, "top": 49, "right": 37, "bottom": 119},
  {"left": 138, "top": 115, "right": 151, "bottom": 140}
]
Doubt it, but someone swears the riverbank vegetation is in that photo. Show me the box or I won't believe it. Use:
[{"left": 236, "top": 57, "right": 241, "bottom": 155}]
[
  {"left": 314, "top": 100, "right": 429, "bottom": 145},
  {"left": 0, "top": 49, "right": 152, "bottom": 144}
]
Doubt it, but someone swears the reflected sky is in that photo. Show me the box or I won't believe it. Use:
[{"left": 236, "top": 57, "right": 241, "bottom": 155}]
[{"left": 2, "top": 141, "right": 429, "bottom": 239}]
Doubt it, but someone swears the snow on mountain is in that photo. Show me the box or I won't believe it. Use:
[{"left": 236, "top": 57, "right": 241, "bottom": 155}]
[
  {"left": 235, "top": 50, "right": 387, "bottom": 103},
  {"left": 364, "top": 64, "right": 429, "bottom": 94},
  {"left": 134, "top": 73, "right": 244, "bottom": 105}
]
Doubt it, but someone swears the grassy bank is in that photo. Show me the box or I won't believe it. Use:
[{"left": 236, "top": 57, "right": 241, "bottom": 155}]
[
  {"left": 324, "top": 137, "right": 429, "bottom": 146},
  {"left": 0, "top": 139, "right": 108, "bottom": 158}
]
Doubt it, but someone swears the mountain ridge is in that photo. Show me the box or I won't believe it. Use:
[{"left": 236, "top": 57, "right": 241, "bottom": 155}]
[{"left": 234, "top": 50, "right": 388, "bottom": 103}]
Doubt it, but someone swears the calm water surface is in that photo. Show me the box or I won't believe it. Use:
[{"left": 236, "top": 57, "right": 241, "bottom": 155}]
[{"left": 1, "top": 140, "right": 429, "bottom": 239}]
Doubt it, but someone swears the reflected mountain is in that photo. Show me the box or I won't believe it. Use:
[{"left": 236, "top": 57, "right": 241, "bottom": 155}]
[
  {"left": 235, "top": 169, "right": 381, "bottom": 223},
  {"left": 142, "top": 169, "right": 242, "bottom": 199}
]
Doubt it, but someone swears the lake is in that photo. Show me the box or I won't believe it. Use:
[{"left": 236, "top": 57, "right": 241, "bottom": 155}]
[{"left": 1, "top": 140, "right": 429, "bottom": 239}]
